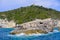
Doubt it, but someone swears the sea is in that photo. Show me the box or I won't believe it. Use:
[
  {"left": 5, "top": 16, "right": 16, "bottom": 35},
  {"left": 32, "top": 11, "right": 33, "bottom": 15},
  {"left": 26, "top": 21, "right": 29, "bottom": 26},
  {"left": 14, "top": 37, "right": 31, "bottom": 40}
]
[{"left": 0, "top": 28, "right": 60, "bottom": 40}]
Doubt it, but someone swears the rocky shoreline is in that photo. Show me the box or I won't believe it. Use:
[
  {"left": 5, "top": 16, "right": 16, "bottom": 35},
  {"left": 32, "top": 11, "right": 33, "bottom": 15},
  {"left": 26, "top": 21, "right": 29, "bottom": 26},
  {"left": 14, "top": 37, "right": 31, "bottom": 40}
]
[{"left": 10, "top": 18, "right": 60, "bottom": 35}]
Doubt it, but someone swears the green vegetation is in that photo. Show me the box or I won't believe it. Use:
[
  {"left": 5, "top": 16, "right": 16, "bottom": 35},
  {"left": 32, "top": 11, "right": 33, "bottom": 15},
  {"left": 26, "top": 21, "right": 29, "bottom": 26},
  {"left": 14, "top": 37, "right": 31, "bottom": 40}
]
[{"left": 0, "top": 5, "right": 60, "bottom": 24}]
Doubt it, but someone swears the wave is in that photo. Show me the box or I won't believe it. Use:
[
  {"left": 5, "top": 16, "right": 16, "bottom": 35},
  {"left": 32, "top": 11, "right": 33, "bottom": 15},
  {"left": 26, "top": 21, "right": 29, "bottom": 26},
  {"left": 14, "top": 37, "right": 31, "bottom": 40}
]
[
  {"left": 8, "top": 33, "right": 46, "bottom": 37},
  {"left": 8, "top": 33, "right": 25, "bottom": 37},
  {"left": 53, "top": 30, "right": 59, "bottom": 32}
]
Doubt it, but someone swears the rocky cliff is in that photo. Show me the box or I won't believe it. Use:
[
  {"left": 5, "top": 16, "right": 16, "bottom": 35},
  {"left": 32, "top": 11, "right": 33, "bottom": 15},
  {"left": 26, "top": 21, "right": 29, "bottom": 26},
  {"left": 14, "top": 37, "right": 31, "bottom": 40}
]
[
  {"left": 10, "top": 18, "right": 60, "bottom": 35},
  {"left": 0, "top": 18, "right": 16, "bottom": 28}
]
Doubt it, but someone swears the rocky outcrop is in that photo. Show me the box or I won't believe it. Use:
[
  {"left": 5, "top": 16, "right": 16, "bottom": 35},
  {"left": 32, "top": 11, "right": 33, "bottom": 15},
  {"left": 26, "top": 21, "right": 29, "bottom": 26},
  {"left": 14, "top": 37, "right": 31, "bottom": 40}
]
[
  {"left": 0, "top": 18, "right": 16, "bottom": 28},
  {"left": 10, "top": 18, "right": 60, "bottom": 35}
]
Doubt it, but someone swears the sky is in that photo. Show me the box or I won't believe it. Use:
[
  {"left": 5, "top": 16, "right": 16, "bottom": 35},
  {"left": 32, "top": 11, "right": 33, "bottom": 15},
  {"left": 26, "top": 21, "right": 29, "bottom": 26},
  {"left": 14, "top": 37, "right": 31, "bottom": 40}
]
[{"left": 0, "top": 0, "right": 60, "bottom": 12}]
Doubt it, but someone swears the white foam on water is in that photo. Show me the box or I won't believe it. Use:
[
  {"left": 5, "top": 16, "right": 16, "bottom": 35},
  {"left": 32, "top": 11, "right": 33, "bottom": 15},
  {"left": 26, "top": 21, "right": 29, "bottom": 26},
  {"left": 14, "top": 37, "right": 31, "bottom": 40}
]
[
  {"left": 8, "top": 33, "right": 25, "bottom": 37},
  {"left": 53, "top": 30, "right": 59, "bottom": 32},
  {"left": 25, "top": 33, "right": 45, "bottom": 36},
  {"left": 15, "top": 33, "right": 25, "bottom": 36},
  {"left": 8, "top": 30, "right": 60, "bottom": 37},
  {"left": 8, "top": 33, "right": 52, "bottom": 37},
  {"left": 47, "top": 30, "right": 59, "bottom": 35},
  {"left": 8, "top": 33, "right": 45, "bottom": 37}
]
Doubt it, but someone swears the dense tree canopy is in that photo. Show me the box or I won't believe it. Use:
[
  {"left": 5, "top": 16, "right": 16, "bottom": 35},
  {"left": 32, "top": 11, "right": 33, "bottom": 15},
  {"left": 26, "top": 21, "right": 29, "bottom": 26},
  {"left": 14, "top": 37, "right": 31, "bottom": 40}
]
[{"left": 0, "top": 5, "right": 60, "bottom": 24}]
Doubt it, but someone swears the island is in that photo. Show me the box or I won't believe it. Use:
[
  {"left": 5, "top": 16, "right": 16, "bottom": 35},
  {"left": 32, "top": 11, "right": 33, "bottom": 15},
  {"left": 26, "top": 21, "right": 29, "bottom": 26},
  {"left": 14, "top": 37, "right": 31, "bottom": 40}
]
[{"left": 0, "top": 5, "right": 60, "bottom": 35}]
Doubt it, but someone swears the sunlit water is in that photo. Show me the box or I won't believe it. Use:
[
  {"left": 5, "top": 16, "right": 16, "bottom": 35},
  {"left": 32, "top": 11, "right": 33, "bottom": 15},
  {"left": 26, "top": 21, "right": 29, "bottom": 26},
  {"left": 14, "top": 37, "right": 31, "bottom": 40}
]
[{"left": 0, "top": 28, "right": 60, "bottom": 40}]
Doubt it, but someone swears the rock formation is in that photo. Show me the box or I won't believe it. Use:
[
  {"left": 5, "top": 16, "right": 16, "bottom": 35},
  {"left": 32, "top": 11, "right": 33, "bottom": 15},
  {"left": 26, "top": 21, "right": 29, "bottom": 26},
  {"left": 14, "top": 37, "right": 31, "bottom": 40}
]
[
  {"left": 0, "top": 18, "right": 16, "bottom": 28},
  {"left": 10, "top": 18, "right": 60, "bottom": 35}
]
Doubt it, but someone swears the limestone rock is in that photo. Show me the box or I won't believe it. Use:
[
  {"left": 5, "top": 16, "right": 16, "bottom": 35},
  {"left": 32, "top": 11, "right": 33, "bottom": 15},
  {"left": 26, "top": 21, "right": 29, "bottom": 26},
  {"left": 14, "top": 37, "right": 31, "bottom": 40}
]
[{"left": 10, "top": 18, "right": 60, "bottom": 35}]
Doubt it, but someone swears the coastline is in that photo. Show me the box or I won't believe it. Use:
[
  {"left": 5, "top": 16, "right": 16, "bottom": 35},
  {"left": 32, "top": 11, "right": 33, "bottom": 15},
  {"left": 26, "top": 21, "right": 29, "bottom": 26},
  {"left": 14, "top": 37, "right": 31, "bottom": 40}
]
[
  {"left": 10, "top": 18, "right": 56, "bottom": 35},
  {"left": 9, "top": 30, "right": 59, "bottom": 37},
  {"left": 1, "top": 18, "right": 60, "bottom": 35}
]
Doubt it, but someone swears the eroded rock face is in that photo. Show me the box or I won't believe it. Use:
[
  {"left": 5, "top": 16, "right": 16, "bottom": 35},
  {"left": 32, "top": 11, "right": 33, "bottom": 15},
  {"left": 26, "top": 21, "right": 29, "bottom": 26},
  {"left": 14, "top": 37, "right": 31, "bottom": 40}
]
[{"left": 10, "top": 18, "right": 59, "bottom": 35}]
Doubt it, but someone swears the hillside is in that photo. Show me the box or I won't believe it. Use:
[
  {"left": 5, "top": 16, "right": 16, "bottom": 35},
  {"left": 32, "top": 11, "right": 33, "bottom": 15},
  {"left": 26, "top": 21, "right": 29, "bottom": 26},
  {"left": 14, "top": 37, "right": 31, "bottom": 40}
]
[{"left": 0, "top": 5, "right": 60, "bottom": 24}]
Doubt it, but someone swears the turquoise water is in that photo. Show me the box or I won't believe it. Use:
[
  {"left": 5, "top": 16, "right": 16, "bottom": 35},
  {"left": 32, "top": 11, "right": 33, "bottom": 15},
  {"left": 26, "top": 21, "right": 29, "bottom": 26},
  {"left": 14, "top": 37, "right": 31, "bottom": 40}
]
[{"left": 0, "top": 28, "right": 60, "bottom": 40}]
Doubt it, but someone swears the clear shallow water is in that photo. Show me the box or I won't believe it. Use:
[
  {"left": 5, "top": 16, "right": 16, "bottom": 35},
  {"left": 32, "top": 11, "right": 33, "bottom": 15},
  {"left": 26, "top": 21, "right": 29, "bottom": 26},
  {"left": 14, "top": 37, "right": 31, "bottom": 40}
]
[{"left": 0, "top": 28, "right": 60, "bottom": 40}]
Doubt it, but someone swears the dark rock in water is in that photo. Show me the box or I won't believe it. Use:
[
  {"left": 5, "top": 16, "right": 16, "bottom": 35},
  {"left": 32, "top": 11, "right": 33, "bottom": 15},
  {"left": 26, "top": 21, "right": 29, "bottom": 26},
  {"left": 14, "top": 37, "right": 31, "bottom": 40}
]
[
  {"left": 0, "top": 26, "right": 2, "bottom": 28},
  {"left": 10, "top": 32, "right": 16, "bottom": 35}
]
